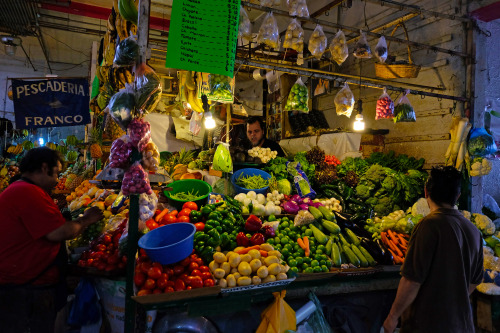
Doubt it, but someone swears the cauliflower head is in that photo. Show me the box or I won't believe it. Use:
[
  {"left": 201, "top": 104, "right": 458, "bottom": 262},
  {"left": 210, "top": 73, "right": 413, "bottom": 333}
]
[{"left": 471, "top": 213, "right": 496, "bottom": 236}]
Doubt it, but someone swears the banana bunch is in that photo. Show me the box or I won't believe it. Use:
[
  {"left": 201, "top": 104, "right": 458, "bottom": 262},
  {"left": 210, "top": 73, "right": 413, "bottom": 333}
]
[
  {"left": 102, "top": 33, "right": 116, "bottom": 67},
  {"left": 109, "top": 67, "right": 134, "bottom": 91},
  {"left": 46, "top": 142, "right": 57, "bottom": 150},
  {"left": 7, "top": 144, "right": 23, "bottom": 155},
  {"left": 181, "top": 71, "right": 204, "bottom": 113},
  {"left": 115, "top": 12, "right": 130, "bottom": 41},
  {"left": 118, "top": 0, "right": 138, "bottom": 25}
]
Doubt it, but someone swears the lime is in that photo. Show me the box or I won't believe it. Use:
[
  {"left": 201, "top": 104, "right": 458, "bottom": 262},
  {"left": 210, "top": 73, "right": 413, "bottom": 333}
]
[
  {"left": 288, "top": 259, "right": 298, "bottom": 267},
  {"left": 284, "top": 227, "right": 291, "bottom": 234},
  {"left": 284, "top": 244, "right": 293, "bottom": 251},
  {"left": 301, "top": 226, "right": 307, "bottom": 232},
  {"left": 317, "top": 245, "right": 327, "bottom": 252},
  {"left": 297, "top": 249, "right": 305, "bottom": 256},
  {"left": 274, "top": 237, "right": 281, "bottom": 244},
  {"left": 281, "top": 248, "right": 290, "bottom": 258},
  {"left": 305, "top": 229, "right": 313, "bottom": 237},
  {"left": 304, "top": 267, "right": 314, "bottom": 274},
  {"left": 321, "top": 265, "right": 329, "bottom": 273},
  {"left": 290, "top": 266, "right": 299, "bottom": 274},
  {"left": 316, "top": 249, "right": 324, "bottom": 255},
  {"left": 311, "top": 260, "right": 319, "bottom": 267},
  {"left": 267, "top": 239, "right": 274, "bottom": 245},
  {"left": 313, "top": 266, "right": 322, "bottom": 273},
  {"left": 325, "top": 261, "right": 332, "bottom": 268},
  {"left": 303, "top": 257, "right": 311, "bottom": 264},
  {"left": 281, "top": 238, "right": 289, "bottom": 245},
  {"left": 319, "top": 260, "right": 326, "bottom": 266},
  {"left": 295, "top": 257, "right": 303, "bottom": 266}
]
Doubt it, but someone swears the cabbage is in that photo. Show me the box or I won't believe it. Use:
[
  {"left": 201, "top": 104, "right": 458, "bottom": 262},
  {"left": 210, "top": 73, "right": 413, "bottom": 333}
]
[
  {"left": 277, "top": 179, "right": 292, "bottom": 195},
  {"left": 213, "top": 178, "right": 235, "bottom": 196}
]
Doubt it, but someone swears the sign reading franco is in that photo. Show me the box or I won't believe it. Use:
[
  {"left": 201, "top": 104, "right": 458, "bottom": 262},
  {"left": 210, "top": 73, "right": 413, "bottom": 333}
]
[{"left": 12, "top": 78, "right": 91, "bottom": 129}]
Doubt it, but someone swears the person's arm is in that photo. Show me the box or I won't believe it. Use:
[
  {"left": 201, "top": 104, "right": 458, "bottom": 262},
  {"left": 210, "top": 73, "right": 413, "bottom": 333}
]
[
  {"left": 383, "top": 276, "right": 421, "bottom": 333},
  {"left": 45, "top": 207, "right": 103, "bottom": 242}
]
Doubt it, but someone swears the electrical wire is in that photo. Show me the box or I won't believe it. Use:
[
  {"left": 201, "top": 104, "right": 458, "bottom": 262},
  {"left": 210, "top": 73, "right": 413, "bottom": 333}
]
[{"left": 41, "top": 31, "right": 91, "bottom": 60}]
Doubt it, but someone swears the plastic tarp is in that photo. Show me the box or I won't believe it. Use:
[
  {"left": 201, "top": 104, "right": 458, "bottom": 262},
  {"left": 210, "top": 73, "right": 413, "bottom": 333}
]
[
  {"left": 279, "top": 132, "right": 361, "bottom": 159},
  {"left": 144, "top": 113, "right": 201, "bottom": 152}
]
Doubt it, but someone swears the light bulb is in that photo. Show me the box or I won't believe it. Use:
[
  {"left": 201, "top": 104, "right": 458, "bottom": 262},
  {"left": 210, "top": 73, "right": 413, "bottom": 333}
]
[
  {"left": 186, "top": 103, "right": 192, "bottom": 109},
  {"left": 204, "top": 112, "right": 216, "bottom": 129},
  {"left": 38, "top": 138, "right": 45, "bottom": 146},
  {"left": 353, "top": 113, "right": 365, "bottom": 131}
]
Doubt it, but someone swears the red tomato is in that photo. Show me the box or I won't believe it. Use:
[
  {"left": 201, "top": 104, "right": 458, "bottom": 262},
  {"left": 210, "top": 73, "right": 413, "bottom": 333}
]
[
  {"left": 164, "top": 268, "right": 174, "bottom": 278},
  {"left": 204, "top": 279, "right": 215, "bottom": 287},
  {"left": 188, "top": 262, "right": 199, "bottom": 272},
  {"left": 199, "top": 265, "right": 210, "bottom": 273},
  {"left": 160, "top": 273, "right": 169, "bottom": 281},
  {"left": 148, "top": 267, "right": 162, "bottom": 280},
  {"left": 96, "top": 244, "right": 107, "bottom": 252},
  {"left": 180, "top": 257, "right": 191, "bottom": 267},
  {"left": 155, "top": 209, "right": 162, "bottom": 216},
  {"left": 178, "top": 208, "right": 192, "bottom": 217},
  {"left": 173, "top": 265, "right": 184, "bottom": 275},
  {"left": 165, "top": 286, "right": 174, "bottom": 293},
  {"left": 105, "top": 264, "right": 117, "bottom": 272},
  {"left": 107, "top": 254, "right": 120, "bottom": 265},
  {"left": 191, "top": 269, "right": 202, "bottom": 278},
  {"left": 121, "top": 256, "right": 127, "bottom": 264},
  {"left": 117, "top": 262, "right": 126, "bottom": 270},
  {"left": 189, "top": 276, "right": 203, "bottom": 289},
  {"left": 174, "top": 279, "right": 186, "bottom": 291},
  {"left": 146, "top": 219, "right": 159, "bottom": 230},
  {"left": 144, "top": 278, "right": 156, "bottom": 290},
  {"left": 177, "top": 216, "right": 190, "bottom": 223},
  {"left": 183, "top": 202, "right": 198, "bottom": 211},
  {"left": 166, "top": 281, "right": 175, "bottom": 288},
  {"left": 140, "top": 262, "right": 152, "bottom": 274},
  {"left": 103, "top": 234, "right": 112, "bottom": 245},
  {"left": 201, "top": 272, "right": 213, "bottom": 281},
  {"left": 134, "top": 272, "right": 147, "bottom": 287},
  {"left": 90, "top": 251, "right": 104, "bottom": 259},
  {"left": 113, "top": 233, "right": 121, "bottom": 246},
  {"left": 97, "top": 262, "right": 107, "bottom": 271},
  {"left": 153, "top": 289, "right": 163, "bottom": 295},
  {"left": 137, "top": 289, "right": 152, "bottom": 296},
  {"left": 157, "top": 276, "right": 169, "bottom": 290},
  {"left": 152, "top": 262, "right": 163, "bottom": 270},
  {"left": 194, "top": 222, "right": 205, "bottom": 232},
  {"left": 179, "top": 273, "right": 190, "bottom": 284},
  {"left": 162, "top": 214, "right": 177, "bottom": 225},
  {"left": 186, "top": 286, "right": 192, "bottom": 290},
  {"left": 194, "top": 258, "right": 203, "bottom": 266},
  {"left": 139, "top": 249, "right": 148, "bottom": 258},
  {"left": 77, "top": 260, "right": 87, "bottom": 267}
]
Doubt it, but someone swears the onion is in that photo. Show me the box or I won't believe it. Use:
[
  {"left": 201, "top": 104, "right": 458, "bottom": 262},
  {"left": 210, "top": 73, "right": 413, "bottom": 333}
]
[
  {"left": 302, "top": 197, "right": 312, "bottom": 205},
  {"left": 291, "top": 194, "right": 303, "bottom": 205},
  {"left": 299, "top": 204, "right": 309, "bottom": 211},
  {"left": 310, "top": 202, "right": 324, "bottom": 208},
  {"left": 283, "top": 201, "right": 300, "bottom": 214}
]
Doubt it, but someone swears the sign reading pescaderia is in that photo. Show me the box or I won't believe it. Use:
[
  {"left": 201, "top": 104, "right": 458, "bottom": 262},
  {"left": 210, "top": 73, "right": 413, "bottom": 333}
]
[{"left": 12, "top": 78, "right": 91, "bottom": 129}]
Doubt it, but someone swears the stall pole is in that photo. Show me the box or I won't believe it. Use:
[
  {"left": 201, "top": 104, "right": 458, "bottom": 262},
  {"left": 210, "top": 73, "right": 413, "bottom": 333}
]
[{"left": 124, "top": 194, "right": 140, "bottom": 333}]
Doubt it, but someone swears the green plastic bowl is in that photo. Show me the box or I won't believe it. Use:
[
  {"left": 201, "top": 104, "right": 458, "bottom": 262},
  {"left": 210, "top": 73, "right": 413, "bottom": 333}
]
[{"left": 164, "top": 179, "right": 212, "bottom": 210}]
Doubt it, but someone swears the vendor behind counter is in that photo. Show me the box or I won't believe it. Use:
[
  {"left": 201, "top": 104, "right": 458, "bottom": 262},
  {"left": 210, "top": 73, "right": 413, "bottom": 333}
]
[{"left": 245, "top": 116, "right": 285, "bottom": 157}]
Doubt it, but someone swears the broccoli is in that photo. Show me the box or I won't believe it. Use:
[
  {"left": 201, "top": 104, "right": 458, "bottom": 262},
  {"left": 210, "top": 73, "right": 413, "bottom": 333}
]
[
  {"left": 355, "top": 184, "right": 372, "bottom": 199},
  {"left": 374, "top": 196, "right": 393, "bottom": 216},
  {"left": 365, "top": 197, "right": 378, "bottom": 206},
  {"left": 374, "top": 188, "right": 387, "bottom": 198},
  {"left": 407, "top": 169, "right": 428, "bottom": 182},
  {"left": 382, "top": 176, "right": 397, "bottom": 191},
  {"left": 363, "top": 164, "right": 386, "bottom": 184}
]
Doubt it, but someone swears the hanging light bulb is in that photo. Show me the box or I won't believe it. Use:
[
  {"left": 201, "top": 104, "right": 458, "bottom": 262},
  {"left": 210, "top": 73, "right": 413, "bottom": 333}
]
[
  {"left": 353, "top": 99, "right": 365, "bottom": 131},
  {"left": 38, "top": 137, "right": 45, "bottom": 146},
  {"left": 204, "top": 111, "right": 216, "bottom": 129}
]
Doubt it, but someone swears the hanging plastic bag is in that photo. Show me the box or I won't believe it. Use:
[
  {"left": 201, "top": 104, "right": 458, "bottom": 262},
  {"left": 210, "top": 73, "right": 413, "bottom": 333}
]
[
  {"left": 213, "top": 143, "right": 233, "bottom": 173},
  {"left": 257, "top": 12, "right": 279, "bottom": 50},
  {"left": 288, "top": 0, "right": 309, "bottom": 17},
  {"left": 283, "top": 18, "right": 304, "bottom": 53},
  {"left": 284, "top": 78, "right": 309, "bottom": 113},
  {"left": 468, "top": 127, "right": 498, "bottom": 156},
  {"left": 108, "top": 88, "right": 135, "bottom": 131},
  {"left": 139, "top": 192, "right": 158, "bottom": 223},
  {"left": 393, "top": 90, "right": 416, "bottom": 123},
  {"left": 334, "top": 83, "right": 355, "bottom": 117},
  {"left": 306, "top": 292, "right": 334, "bottom": 333},
  {"left": 485, "top": 101, "right": 500, "bottom": 159},
  {"left": 128, "top": 118, "right": 151, "bottom": 151},
  {"left": 308, "top": 25, "right": 327, "bottom": 60},
  {"left": 375, "top": 88, "right": 394, "bottom": 120},
  {"left": 121, "top": 162, "right": 152, "bottom": 195},
  {"left": 238, "top": 6, "right": 252, "bottom": 40},
  {"left": 256, "top": 291, "right": 296, "bottom": 333},
  {"left": 375, "top": 36, "right": 388, "bottom": 63},
  {"left": 67, "top": 278, "right": 101, "bottom": 327},
  {"left": 329, "top": 30, "right": 349, "bottom": 66},
  {"left": 260, "top": 0, "right": 281, "bottom": 6},
  {"left": 287, "top": 161, "right": 316, "bottom": 198},
  {"left": 353, "top": 30, "right": 372, "bottom": 59},
  {"left": 208, "top": 74, "right": 233, "bottom": 102},
  {"left": 141, "top": 141, "right": 160, "bottom": 171},
  {"left": 135, "top": 65, "right": 162, "bottom": 115},
  {"left": 113, "top": 36, "right": 139, "bottom": 67},
  {"left": 109, "top": 135, "right": 133, "bottom": 169},
  {"left": 189, "top": 111, "right": 202, "bottom": 136}
]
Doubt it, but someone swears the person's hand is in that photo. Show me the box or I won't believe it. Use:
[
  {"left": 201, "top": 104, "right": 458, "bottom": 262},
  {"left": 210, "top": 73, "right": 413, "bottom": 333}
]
[
  {"left": 383, "top": 314, "right": 398, "bottom": 333},
  {"left": 82, "top": 206, "right": 104, "bottom": 225}
]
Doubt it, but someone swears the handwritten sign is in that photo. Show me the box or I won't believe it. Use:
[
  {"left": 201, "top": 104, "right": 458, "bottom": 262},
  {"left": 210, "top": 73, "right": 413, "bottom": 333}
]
[{"left": 165, "top": 0, "right": 240, "bottom": 78}]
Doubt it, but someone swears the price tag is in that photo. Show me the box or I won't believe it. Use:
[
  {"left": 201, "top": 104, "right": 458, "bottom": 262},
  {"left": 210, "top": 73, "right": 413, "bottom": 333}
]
[{"left": 165, "top": 0, "right": 240, "bottom": 78}]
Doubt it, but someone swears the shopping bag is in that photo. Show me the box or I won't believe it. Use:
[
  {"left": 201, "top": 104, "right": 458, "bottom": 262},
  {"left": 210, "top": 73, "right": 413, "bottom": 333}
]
[
  {"left": 256, "top": 290, "right": 296, "bottom": 333},
  {"left": 213, "top": 143, "right": 233, "bottom": 173}
]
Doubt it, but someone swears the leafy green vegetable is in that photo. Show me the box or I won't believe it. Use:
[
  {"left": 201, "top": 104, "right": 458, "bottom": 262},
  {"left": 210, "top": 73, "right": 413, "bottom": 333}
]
[
  {"left": 363, "top": 164, "right": 386, "bottom": 184},
  {"left": 263, "top": 157, "right": 289, "bottom": 180},
  {"left": 336, "top": 157, "right": 368, "bottom": 178}
]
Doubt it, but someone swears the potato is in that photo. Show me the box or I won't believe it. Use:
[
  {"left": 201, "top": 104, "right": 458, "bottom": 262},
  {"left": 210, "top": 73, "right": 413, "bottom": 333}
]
[
  {"left": 280, "top": 264, "right": 288, "bottom": 274},
  {"left": 213, "top": 268, "right": 226, "bottom": 279},
  {"left": 268, "top": 250, "right": 282, "bottom": 258},
  {"left": 221, "top": 262, "right": 231, "bottom": 275},
  {"left": 225, "top": 251, "right": 235, "bottom": 258},
  {"left": 233, "top": 247, "right": 245, "bottom": 253},
  {"left": 228, "top": 253, "right": 241, "bottom": 268},
  {"left": 257, "top": 266, "right": 269, "bottom": 279},
  {"left": 230, "top": 267, "right": 238, "bottom": 274},
  {"left": 267, "top": 263, "right": 281, "bottom": 276},
  {"left": 248, "top": 249, "right": 261, "bottom": 260},
  {"left": 237, "top": 276, "right": 252, "bottom": 286},
  {"left": 252, "top": 276, "right": 262, "bottom": 285},
  {"left": 209, "top": 260, "right": 220, "bottom": 272},
  {"left": 259, "top": 243, "right": 274, "bottom": 252},
  {"left": 213, "top": 252, "right": 227, "bottom": 264},
  {"left": 250, "top": 259, "right": 262, "bottom": 272},
  {"left": 276, "top": 273, "right": 288, "bottom": 280},
  {"left": 238, "top": 262, "right": 252, "bottom": 276},
  {"left": 233, "top": 272, "right": 241, "bottom": 280},
  {"left": 218, "top": 278, "right": 228, "bottom": 288},
  {"left": 264, "top": 256, "right": 280, "bottom": 266},
  {"left": 240, "top": 254, "right": 252, "bottom": 263},
  {"left": 226, "top": 274, "right": 236, "bottom": 287},
  {"left": 263, "top": 275, "right": 276, "bottom": 283}
]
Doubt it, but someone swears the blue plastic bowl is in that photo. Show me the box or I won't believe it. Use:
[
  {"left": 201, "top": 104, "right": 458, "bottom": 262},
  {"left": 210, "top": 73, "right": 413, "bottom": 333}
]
[
  {"left": 231, "top": 168, "right": 271, "bottom": 195},
  {"left": 138, "top": 223, "right": 196, "bottom": 265}
]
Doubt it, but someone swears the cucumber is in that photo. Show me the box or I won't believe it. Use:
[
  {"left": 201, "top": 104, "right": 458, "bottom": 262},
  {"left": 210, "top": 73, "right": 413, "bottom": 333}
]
[
  {"left": 351, "top": 244, "right": 369, "bottom": 267},
  {"left": 359, "top": 245, "right": 377, "bottom": 266},
  {"left": 345, "top": 228, "right": 361, "bottom": 246},
  {"left": 338, "top": 233, "right": 350, "bottom": 247},
  {"left": 325, "top": 237, "right": 333, "bottom": 256},
  {"left": 318, "top": 206, "right": 336, "bottom": 221},
  {"left": 343, "top": 245, "right": 360, "bottom": 266},
  {"left": 309, "top": 224, "right": 328, "bottom": 244},
  {"left": 322, "top": 220, "right": 341, "bottom": 234},
  {"left": 308, "top": 206, "right": 323, "bottom": 221},
  {"left": 331, "top": 242, "right": 342, "bottom": 267}
]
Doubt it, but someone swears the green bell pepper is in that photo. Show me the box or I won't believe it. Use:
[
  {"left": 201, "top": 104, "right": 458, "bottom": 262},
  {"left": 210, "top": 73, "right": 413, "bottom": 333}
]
[
  {"left": 201, "top": 205, "right": 213, "bottom": 217},
  {"left": 189, "top": 210, "right": 203, "bottom": 222},
  {"left": 201, "top": 246, "right": 215, "bottom": 264},
  {"left": 207, "top": 211, "right": 223, "bottom": 221},
  {"left": 220, "top": 232, "right": 230, "bottom": 248},
  {"left": 206, "top": 229, "right": 221, "bottom": 247}
]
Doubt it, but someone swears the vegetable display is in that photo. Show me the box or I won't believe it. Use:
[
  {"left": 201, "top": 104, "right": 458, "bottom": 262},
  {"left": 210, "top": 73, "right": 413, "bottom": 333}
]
[{"left": 236, "top": 174, "right": 269, "bottom": 190}]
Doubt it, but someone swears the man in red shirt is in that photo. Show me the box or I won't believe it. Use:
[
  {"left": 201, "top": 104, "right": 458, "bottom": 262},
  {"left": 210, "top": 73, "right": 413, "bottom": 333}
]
[{"left": 0, "top": 147, "right": 103, "bottom": 333}]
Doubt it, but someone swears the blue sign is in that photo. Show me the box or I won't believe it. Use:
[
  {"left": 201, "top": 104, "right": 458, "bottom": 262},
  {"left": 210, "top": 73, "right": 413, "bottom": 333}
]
[{"left": 12, "top": 78, "right": 91, "bottom": 129}]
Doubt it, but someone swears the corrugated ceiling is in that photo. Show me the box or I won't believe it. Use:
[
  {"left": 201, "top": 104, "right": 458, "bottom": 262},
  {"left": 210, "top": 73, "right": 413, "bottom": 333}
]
[{"left": 0, "top": 0, "right": 40, "bottom": 36}]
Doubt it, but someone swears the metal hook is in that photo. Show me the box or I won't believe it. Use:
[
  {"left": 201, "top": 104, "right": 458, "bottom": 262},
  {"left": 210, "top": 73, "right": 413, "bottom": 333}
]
[
  {"left": 325, "top": 10, "right": 329, "bottom": 16},
  {"left": 421, "top": 94, "right": 425, "bottom": 99}
]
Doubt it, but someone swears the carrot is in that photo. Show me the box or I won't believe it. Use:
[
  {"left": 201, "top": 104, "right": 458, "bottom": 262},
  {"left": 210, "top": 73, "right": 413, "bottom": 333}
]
[
  {"left": 381, "top": 233, "right": 404, "bottom": 258},
  {"left": 387, "top": 229, "right": 399, "bottom": 245},
  {"left": 297, "top": 238, "right": 306, "bottom": 250},
  {"left": 155, "top": 208, "right": 169, "bottom": 222},
  {"left": 397, "top": 234, "right": 408, "bottom": 247},
  {"left": 234, "top": 245, "right": 260, "bottom": 255},
  {"left": 259, "top": 250, "right": 268, "bottom": 257},
  {"left": 387, "top": 248, "right": 405, "bottom": 264},
  {"left": 303, "top": 236, "right": 310, "bottom": 257}
]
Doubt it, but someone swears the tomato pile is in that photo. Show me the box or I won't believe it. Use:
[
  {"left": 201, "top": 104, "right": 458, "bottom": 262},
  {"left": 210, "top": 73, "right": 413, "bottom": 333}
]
[
  {"left": 145, "top": 201, "right": 204, "bottom": 231},
  {"left": 77, "top": 219, "right": 127, "bottom": 272},
  {"left": 135, "top": 250, "right": 215, "bottom": 296}
]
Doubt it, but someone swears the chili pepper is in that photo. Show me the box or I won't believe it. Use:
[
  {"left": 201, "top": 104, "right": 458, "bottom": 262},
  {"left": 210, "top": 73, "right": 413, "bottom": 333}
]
[
  {"left": 245, "top": 215, "right": 262, "bottom": 232},
  {"left": 236, "top": 232, "right": 250, "bottom": 247},
  {"left": 250, "top": 233, "right": 265, "bottom": 246},
  {"left": 261, "top": 225, "right": 276, "bottom": 239}
]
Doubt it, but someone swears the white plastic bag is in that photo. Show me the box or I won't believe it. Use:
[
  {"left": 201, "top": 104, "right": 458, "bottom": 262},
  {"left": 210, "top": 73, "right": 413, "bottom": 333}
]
[
  {"left": 329, "top": 30, "right": 349, "bottom": 66},
  {"left": 334, "top": 83, "right": 355, "bottom": 118},
  {"left": 288, "top": 0, "right": 309, "bottom": 17},
  {"left": 283, "top": 18, "right": 304, "bottom": 53},
  {"left": 308, "top": 25, "right": 327, "bottom": 60},
  {"left": 257, "top": 12, "right": 279, "bottom": 50},
  {"left": 284, "top": 78, "right": 309, "bottom": 113},
  {"left": 238, "top": 6, "right": 252, "bottom": 40},
  {"left": 189, "top": 111, "right": 202, "bottom": 136},
  {"left": 353, "top": 30, "right": 372, "bottom": 59},
  {"left": 375, "top": 36, "right": 388, "bottom": 63},
  {"left": 260, "top": 0, "right": 281, "bottom": 7}
]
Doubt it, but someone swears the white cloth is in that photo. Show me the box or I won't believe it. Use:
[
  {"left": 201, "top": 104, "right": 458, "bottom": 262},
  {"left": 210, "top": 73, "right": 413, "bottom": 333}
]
[
  {"left": 279, "top": 132, "right": 361, "bottom": 159},
  {"left": 144, "top": 113, "right": 201, "bottom": 152}
]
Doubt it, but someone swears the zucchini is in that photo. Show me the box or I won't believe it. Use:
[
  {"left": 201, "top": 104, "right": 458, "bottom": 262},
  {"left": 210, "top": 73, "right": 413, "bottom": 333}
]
[
  {"left": 309, "top": 224, "right": 328, "bottom": 244},
  {"left": 308, "top": 206, "right": 323, "bottom": 221},
  {"left": 322, "top": 220, "right": 341, "bottom": 234},
  {"left": 318, "top": 206, "right": 336, "bottom": 221},
  {"left": 325, "top": 237, "right": 333, "bottom": 256},
  {"left": 351, "top": 244, "right": 369, "bottom": 267},
  {"left": 359, "top": 245, "right": 377, "bottom": 266},
  {"left": 331, "top": 242, "right": 342, "bottom": 267},
  {"left": 345, "top": 228, "right": 361, "bottom": 246},
  {"left": 343, "top": 245, "right": 360, "bottom": 266},
  {"left": 338, "top": 233, "right": 350, "bottom": 247}
]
